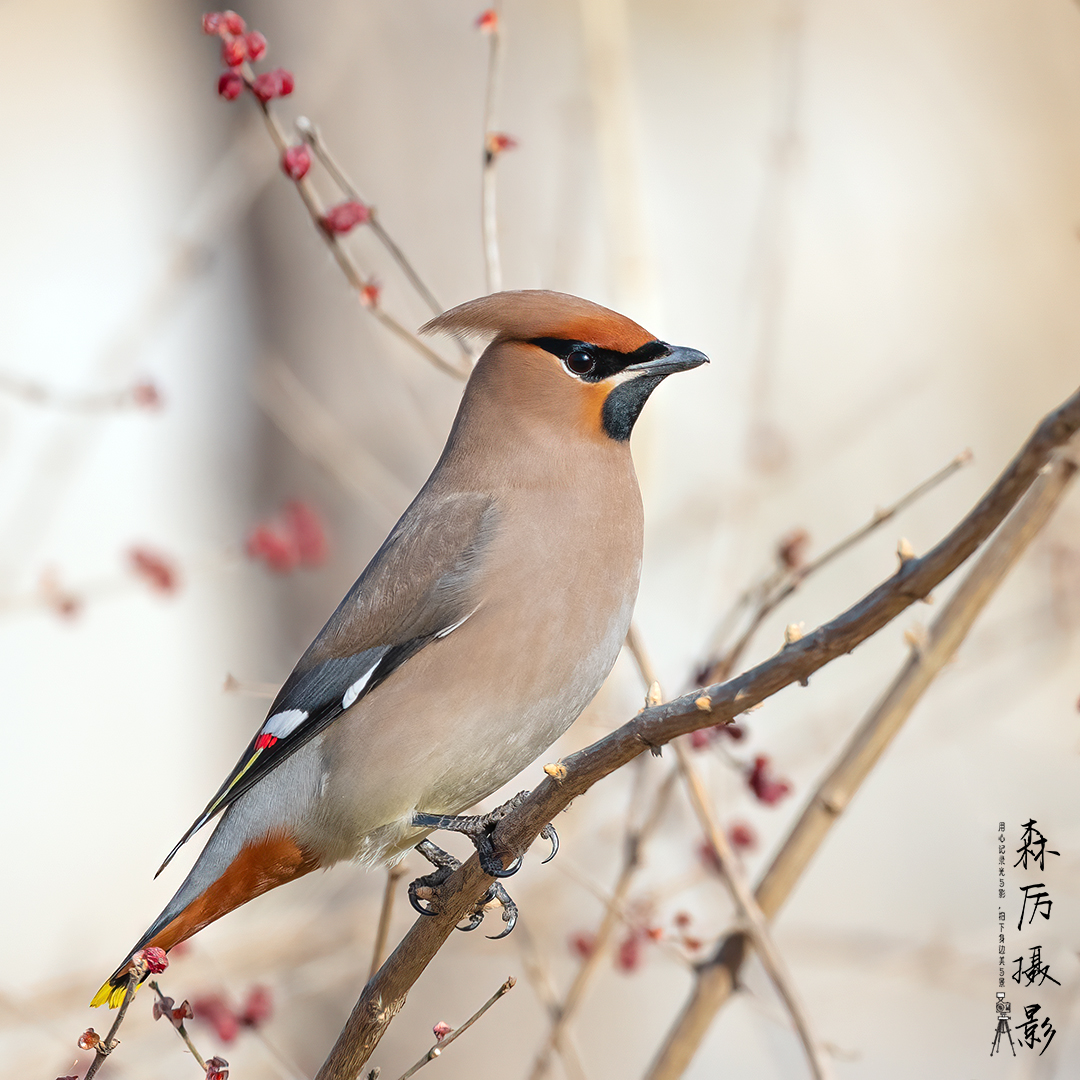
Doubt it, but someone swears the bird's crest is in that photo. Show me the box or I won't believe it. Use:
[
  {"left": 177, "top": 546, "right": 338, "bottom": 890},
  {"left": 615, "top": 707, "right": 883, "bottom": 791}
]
[{"left": 421, "top": 290, "right": 654, "bottom": 354}]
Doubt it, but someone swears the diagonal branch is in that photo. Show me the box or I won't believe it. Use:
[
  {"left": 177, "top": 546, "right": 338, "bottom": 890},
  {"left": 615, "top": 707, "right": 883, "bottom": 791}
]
[
  {"left": 312, "top": 385, "right": 1080, "bottom": 1080},
  {"left": 643, "top": 440, "right": 1079, "bottom": 1080}
]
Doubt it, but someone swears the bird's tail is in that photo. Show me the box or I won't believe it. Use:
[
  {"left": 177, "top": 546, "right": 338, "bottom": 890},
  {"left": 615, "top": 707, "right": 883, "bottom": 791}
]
[{"left": 91, "top": 829, "right": 321, "bottom": 1008}]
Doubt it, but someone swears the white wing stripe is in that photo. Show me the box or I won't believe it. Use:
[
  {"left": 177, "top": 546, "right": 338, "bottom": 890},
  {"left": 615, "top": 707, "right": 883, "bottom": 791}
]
[
  {"left": 342, "top": 667, "right": 376, "bottom": 710},
  {"left": 263, "top": 708, "right": 309, "bottom": 738}
]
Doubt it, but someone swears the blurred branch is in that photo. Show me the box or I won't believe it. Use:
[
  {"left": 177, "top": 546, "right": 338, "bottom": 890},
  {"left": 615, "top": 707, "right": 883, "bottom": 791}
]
[
  {"left": 253, "top": 358, "right": 411, "bottom": 522},
  {"left": 392, "top": 977, "right": 515, "bottom": 1080},
  {"left": 698, "top": 449, "right": 972, "bottom": 685},
  {"left": 370, "top": 864, "right": 408, "bottom": 980},
  {"left": 480, "top": 4, "right": 506, "bottom": 293},
  {"left": 644, "top": 441, "right": 1079, "bottom": 1080},
  {"left": 527, "top": 765, "right": 677, "bottom": 1080},
  {"left": 625, "top": 630, "right": 832, "bottom": 1080},
  {"left": 313, "top": 387, "right": 1080, "bottom": 1080},
  {"left": 0, "top": 372, "right": 160, "bottom": 413},
  {"left": 223, "top": 673, "right": 278, "bottom": 699}
]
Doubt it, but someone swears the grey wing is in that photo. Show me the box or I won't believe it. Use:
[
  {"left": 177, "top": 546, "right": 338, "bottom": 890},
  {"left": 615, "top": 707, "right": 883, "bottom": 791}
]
[{"left": 155, "top": 491, "right": 497, "bottom": 875}]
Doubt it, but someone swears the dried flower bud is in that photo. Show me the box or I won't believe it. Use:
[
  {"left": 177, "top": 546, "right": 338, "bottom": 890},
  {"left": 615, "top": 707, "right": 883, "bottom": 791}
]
[
  {"left": 221, "top": 36, "right": 246, "bottom": 67},
  {"left": 131, "top": 380, "right": 162, "bottom": 408},
  {"left": 244, "top": 31, "right": 266, "bottom": 61},
  {"left": 485, "top": 132, "right": 518, "bottom": 158},
  {"left": 321, "top": 200, "right": 370, "bottom": 235},
  {"left": 281, "top": 144, "right": 311, "bottom": 180},
  {"left": 644, "top": 926, "right": 663, "bottom": 942},
  {"left": 683, "top": 936, "right": 703, "bottom": 951},
  {"left": 202, "top": 12, "right": 224, "bottom": 34},
  {"left": 432, "top": 1021, "right": 452, "bottom": 1041},
  {"left": 359, "top": 281, "right": 381, "bottom": 307},
  {"left": 129, "top": 547, "right": 180, "bottom": 595},
  {"left": 205, "top": 1056, "right": 230, "bottom": 1080},
  {"left": 152, "top": 995, "right": 175, "bottom": 1021},
  {"left": 616, "top": 932, "right": 642, "bottom": 972},
  {"left": 132, "top": 946, "right": 169, "bottom": 975},
  {"left": 689, "top": 728, "right": 711, "bottom": 750},
  {"left": 747, "top": 755, "right": 791, "bottom": 806},
  {"left": 221, "top": 10, "right": 245, "bottom": 34},
  {"left": 718, "top": 723, "right": 745, "bottom": 741},
  {"left": 783, "top": 622, "right": 803, "bottom": 645},
  {"left": 568, "top": 931, "right": 596, "bottom": 959},
  {"left": 673, "top": 910, "right": 692, "bottom": 929},
  {"left": 174, "top": 1000, "right": 194, "bottom": 1022},
  {"left": 698, "top": 840, "right": 722, "bottom": 873},
  {"left": 78, "top": 1029, "right": 102, "bottom": 1051},
  {"left": 777, "top": 528, "right": 809, "bottom": 570},
  {"left": 239, "top": 985, "right": 273, "bottom": 1028},
  {"left": 728, "top": 820, "right": 757, "bottom": 850},
  {"left": 476, "top": 9, "right": 498, "bottom": 31}
]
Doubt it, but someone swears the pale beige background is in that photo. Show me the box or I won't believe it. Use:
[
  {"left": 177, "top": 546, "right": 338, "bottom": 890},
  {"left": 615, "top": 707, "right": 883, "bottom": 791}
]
[{"left": 2, "top": 1, "right": 1080, "bottom": 1077}]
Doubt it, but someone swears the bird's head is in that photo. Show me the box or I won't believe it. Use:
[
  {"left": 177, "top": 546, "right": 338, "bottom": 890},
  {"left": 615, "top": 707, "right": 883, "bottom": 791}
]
[{"left": 421, "top": 290, "right": 708, "bottom": 443}]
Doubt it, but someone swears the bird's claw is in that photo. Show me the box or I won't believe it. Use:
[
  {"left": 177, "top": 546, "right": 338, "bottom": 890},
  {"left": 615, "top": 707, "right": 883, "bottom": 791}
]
[
  {"left": 540, "top": 822, "right": 559, "bottom": 864},
  {"left": 412, "top": 839, "right": 519, "bottom": 936}
]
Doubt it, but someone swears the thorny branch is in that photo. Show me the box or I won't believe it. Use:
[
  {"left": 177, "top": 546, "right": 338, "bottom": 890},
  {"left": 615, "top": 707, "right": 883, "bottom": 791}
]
[
  {"left": 312, "top": 387, "right": 1080, "bottom": 1080},
  {"left": 644, "top": 440, "right": 1080, "bottom": 1080},
  {"left": 698, "top": 449, "right": 972, "bottom": 685}
]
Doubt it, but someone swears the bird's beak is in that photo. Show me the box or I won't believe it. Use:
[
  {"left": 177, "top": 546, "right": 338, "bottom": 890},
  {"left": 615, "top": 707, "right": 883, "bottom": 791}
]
[{"left": 624, "top": 343, "right": 709, "bottom": 377}]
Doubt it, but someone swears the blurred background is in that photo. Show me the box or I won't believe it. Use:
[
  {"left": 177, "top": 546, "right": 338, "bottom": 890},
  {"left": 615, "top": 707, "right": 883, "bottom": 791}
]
[{"left": 3, "top": 0, "right": 1080, "bottom": 1077}]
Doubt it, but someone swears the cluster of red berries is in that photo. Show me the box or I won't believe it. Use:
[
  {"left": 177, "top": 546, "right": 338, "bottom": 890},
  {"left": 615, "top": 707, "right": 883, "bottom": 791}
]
[
  {"left": 191, "top": 986, "right": 273, "bottom": 1042},
  {"left": 203, "top": 11, "right": 293, "bottom": 105},
  {"left": 747, "top": 754, "right": 792, "bottom": 805}
]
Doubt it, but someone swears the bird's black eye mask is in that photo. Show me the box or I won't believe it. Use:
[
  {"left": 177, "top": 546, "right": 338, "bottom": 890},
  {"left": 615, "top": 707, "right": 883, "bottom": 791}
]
[{"left": 529, "top": 337, "right": 671, "bottom": 382}]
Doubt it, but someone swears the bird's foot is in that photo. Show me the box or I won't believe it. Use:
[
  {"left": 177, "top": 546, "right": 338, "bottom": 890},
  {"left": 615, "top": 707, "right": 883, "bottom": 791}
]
[
  {"left": 409, "top": 839, "right": 518, "bottom": 938},
  {"left": 411, "top": 790, "right": 559, "bottom": 877}
]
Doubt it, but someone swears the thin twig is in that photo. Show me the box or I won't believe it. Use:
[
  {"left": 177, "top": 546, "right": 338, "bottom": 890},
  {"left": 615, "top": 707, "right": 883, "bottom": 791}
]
[
  {"left": 0, "top": 371, "right": 159, "bottom": 412},
  {"left": 527, "top": 766, "right": 677, "bottom": 1080},
  {"left": 242, "top": 73, "right": 468, "bottom": 381},
  {"left": 312, "top": 387, "right": 1080, "bottom": 1080},
  {"left": 295, "top": 117, "right": 446, "bottom": 319},
  {"left": 480, "top": 2, "right": 506, "bottom": 293},
  {"left": 674, "top": 741, "right": 833, "bottom": 1080},
  {"left": 83, "top": 972, "right": 138, "bottom": 1080},
  {"left": 644, "top": 444, "right": 1079, "bottom": 1080},
  {"left": 148, "top": 981, "right": 208, "bottom": 1071},
  {"left": 699, "top": 449, "right": 972, "bottom": 684},
  {"left": 222, "top": 673, "right": 278, "bottom": 699},
  {"left": 370, "top": 864, "right": 408, "bottom": 980},
  {"left": 392, "top": 977, "right": 515, "bottom": 1080},
  {"left": 627, "top": 628, "right": 832, "bottom": 1080}
]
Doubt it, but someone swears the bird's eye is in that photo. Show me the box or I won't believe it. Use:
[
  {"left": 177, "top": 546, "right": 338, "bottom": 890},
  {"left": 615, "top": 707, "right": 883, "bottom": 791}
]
[{"left": 565, "top": 349, "right": 596, "bottom": 377}]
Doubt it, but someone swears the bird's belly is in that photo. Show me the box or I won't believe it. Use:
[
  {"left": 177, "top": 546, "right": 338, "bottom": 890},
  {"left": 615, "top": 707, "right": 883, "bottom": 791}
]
[{"left": 314, "top": 551, "right": 638, "bottom": 865}]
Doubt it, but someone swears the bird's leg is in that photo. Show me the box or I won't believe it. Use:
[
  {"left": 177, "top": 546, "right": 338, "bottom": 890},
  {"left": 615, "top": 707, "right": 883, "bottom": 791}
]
[
  {"left": 411, "top": 790, "right": 559, "bottom": 877},
  {"left": 409, "top": 838, "right": 518, "bottom": 937}
]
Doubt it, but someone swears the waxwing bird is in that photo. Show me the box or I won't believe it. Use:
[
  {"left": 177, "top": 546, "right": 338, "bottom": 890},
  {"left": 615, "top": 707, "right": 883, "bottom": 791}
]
[{"left": 93, "top": 289, "right": 707, "bottom": 1007}]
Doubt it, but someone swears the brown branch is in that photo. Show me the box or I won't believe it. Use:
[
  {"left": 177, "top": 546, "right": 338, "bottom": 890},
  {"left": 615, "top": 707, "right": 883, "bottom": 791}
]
[
  {"left": 643, "top": 441, "right": 1079, "bottom": 1080},
  {"left": 391, "top": 976, "right": 515, "bottom": 1080},
  {"left": 311, "top": 386, "right": 1080, "bottom": 1080},
  {"left": 370, "top": 864, "right": 408, "bottom": 980},
  {"left": 698, "top": 449, "right": 972, "bottom": 685},
  {"left": 83, "top": 973, "right": 138, "bottom": 1080},
  {"left": 148, "top": 981, "right": 208, "bottom": 1072}
]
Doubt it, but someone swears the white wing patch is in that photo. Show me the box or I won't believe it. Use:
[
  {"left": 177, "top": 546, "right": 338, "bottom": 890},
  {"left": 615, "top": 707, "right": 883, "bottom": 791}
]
[
  {"left": 342, "top": 667, "right": 376, "bottom": 710},
  {"left": 434, "top": 605, "right": 480, "bottom": 640},
  {"left": 262, "top": 708, "right": 309, "bottom": 738}
]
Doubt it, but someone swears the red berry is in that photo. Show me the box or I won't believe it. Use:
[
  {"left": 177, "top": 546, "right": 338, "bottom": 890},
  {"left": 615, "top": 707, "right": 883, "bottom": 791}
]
[
  {"left": 616, "top": 933, "right": 642, "bottom": 972},
  {"left": 569, "top": 931, "right": 596, "bottom": 959},
  {"left": 359, "top": 281, "right": 381, "bottom": 307},
  {"left": 689, "top": 728, "right": 712, "bottom": 750},
  {"left": 239, "top": 985, "right": 272, "bottom": 1028},
  {"left": 485, "top": 132, "right": 518, "bottom": 157},
  {"left": 244, "top": 30, "right": 266, "bottom": 60},
  {"left": 128, "top": 546, "right": 180, "bottom": 595},
  {"left": 728, "top": 820, "right": 758, "bottom": 850},
  {"left": 133, "top": 946, "right": 169, "bottom": 974},
  {"left": 321, "top": 200, "right": 370, "bottom": 235},
  {"left": 221, "top": 10, "right": 245, "bottom": 34},
  {"left": 246, "top": 524, "right": 300, "bottom": 574},
  {"left": 192, "top": 995, "right": 240, "bottom": 1043},
  {"left": 217, "top": 71, "right": 243, "bottom": 100},
  {"left": 718, "top": 722, "right": 745, "bottom": 741},
  {"left": 252, "top": 71, "right": 278, "bottom": 102},
  {"left": 284, "top": 501, "right": 327, "bottom": 566},
  {"left": 202, "top": 12, "right": 224, "bottom": 34},
  {"left": 281, "top": 144, "right": 310, "bottom": 180},
  {"left": 221, "top": 36, "right": 246, "bottom": 67},
  {"left": 747, "top": 755, "right": 792, "bottom": 806},
  {"left": 274, "top": 68, "right": 294, "bottom": 95},
  {"left": 131, "top": 380, "right": 161, "bottom": 407},
  {"left": 674, "top": 910, "right": 692, "bottom": 929},
  {"left": 476, "top": 9, "right": 498, "bottom": 31}
]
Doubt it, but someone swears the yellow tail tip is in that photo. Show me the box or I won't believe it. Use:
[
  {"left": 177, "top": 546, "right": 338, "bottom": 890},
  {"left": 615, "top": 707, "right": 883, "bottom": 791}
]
[{"left": 90, "top": 980, "right": 130, "bottom": 1009}]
